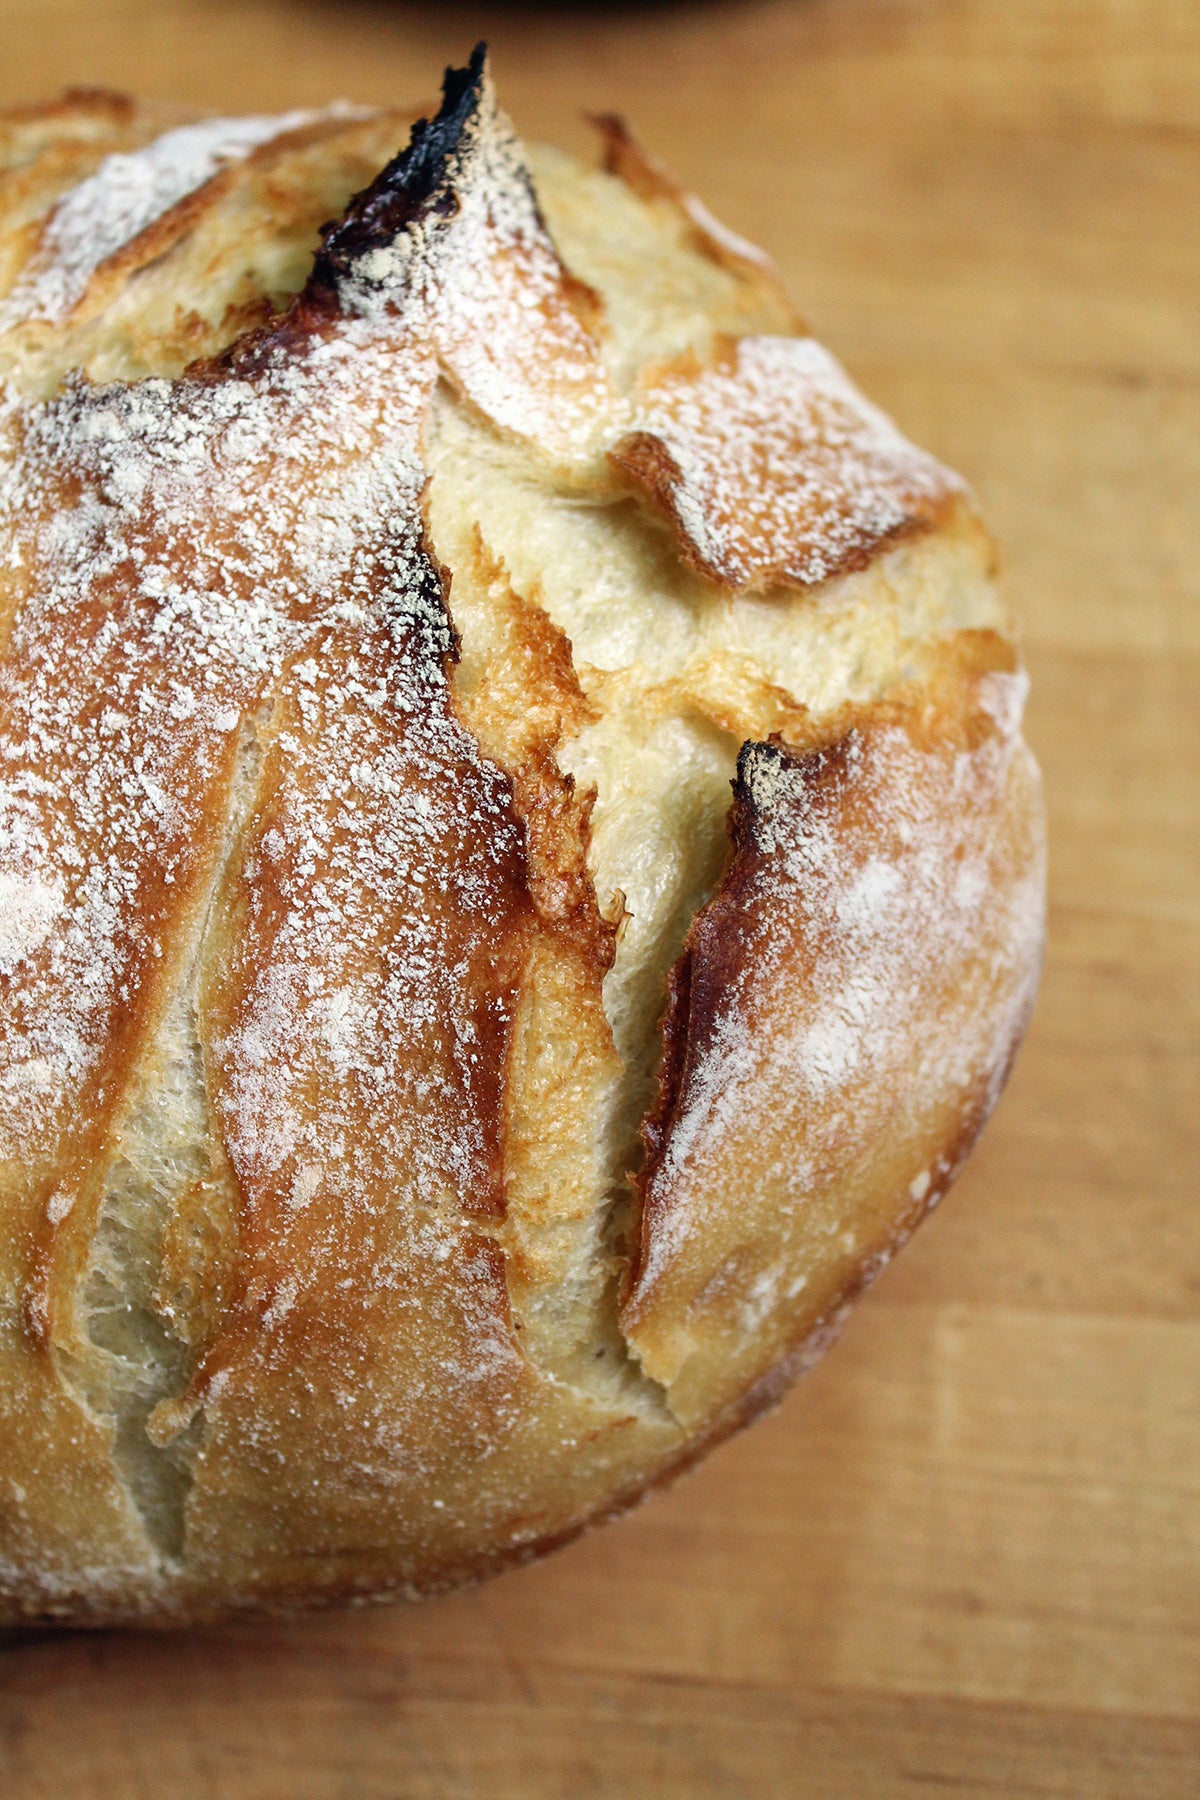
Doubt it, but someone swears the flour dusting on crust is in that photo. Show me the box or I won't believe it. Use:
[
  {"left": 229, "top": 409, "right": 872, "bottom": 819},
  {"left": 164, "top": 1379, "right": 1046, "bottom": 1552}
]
[
  {"left": 613, "top": 335, "right": 963, "bottom": 589},
  {"left": 622, "top": 651, "right": 1044, "bottom": 1413},
  {"left": 0, "top": 110, "right": 329, "bottom": 327}
]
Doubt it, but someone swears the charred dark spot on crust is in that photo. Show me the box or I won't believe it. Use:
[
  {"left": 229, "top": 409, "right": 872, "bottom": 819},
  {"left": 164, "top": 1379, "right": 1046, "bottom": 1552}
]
[
  {"left": 735, "top": 732, "right": 859, "bottom": 827},
  {"left": 203, "top": 46, "right": 491, "bottom": 379},
  {"left": 306, "top": 44, "right": 488, "bottom": 311},
  {"left": 384, "top": 544, "right": 459, "bottom": 669},
  {"left": 736, "top": 735, "right": 794, "bottom": 798}
]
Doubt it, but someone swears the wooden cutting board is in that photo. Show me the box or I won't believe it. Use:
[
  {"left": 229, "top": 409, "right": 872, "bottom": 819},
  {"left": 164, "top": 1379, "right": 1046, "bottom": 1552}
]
[{"left": 0, "top": 2, "right": 1196, "bottom": 1793}]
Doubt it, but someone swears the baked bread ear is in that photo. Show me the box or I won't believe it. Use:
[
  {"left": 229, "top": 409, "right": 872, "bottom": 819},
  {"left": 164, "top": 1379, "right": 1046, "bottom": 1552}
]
[{"left": 0, "top": 46, "right": 1044, "bottom": 1625}]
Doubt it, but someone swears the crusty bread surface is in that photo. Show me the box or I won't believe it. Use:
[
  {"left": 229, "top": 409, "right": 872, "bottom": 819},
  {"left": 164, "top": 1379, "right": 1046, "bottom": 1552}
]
[{"left": 0, "top": 49, "right": 1044, "bottom": 1624}]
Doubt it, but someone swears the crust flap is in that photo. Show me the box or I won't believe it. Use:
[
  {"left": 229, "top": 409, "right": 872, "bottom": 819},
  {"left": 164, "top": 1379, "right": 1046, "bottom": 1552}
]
[
  {"left": 621, "top": 633, "right": 1046, "bottom": 1426},
  {"left": 611, "top": 334, "right": 965, "bottom": 591}
]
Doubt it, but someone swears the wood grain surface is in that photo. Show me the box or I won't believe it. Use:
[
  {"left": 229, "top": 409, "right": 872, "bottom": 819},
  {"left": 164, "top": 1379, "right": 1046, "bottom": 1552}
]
[{"left": 0, "top": 1, "right": 1197, "bottom": 1794}]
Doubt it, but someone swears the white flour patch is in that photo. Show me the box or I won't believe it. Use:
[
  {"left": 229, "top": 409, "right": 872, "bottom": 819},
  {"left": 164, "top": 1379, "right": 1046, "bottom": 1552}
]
[
  {"left": 0, "top": 870, "right": 63, "bottom": 972},
  {"left": 1, "top": 110, "right": 324, "bottom": 327}
]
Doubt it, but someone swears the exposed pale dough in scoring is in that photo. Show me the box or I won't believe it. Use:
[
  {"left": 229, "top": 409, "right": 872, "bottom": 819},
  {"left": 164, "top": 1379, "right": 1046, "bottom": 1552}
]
[
  {"left": 66, "top": 935, "right": 226, "bottom": 1559},
  {"left": 427, "top": 390, "right": 1006, "bottom": 1196},
  {"left": 0, "top": 52, "right": 1044, "bottom": 1624}
]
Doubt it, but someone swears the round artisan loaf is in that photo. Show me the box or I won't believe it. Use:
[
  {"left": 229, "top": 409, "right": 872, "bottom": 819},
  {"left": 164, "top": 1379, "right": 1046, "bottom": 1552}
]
[{"left": 0, "top": 48, "right": 1044, "bottom": 1625}]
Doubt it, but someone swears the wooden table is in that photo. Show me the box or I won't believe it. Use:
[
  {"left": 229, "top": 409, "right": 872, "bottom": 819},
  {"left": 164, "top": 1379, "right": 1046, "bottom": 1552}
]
[{"left": 1, "top": 1, "right": 1197, "bottom": 1793}]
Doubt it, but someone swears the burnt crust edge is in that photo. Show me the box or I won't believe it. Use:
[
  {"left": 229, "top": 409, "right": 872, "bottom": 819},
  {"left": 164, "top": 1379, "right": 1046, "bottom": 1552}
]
[{"left": 306, "top": 44, "right": 488, "bottom": 311}]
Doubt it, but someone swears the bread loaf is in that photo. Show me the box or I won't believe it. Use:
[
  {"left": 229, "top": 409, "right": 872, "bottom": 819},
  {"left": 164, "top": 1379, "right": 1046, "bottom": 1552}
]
[{"left": 0, "top": 48, "right": 1045, "bottom": 1625}]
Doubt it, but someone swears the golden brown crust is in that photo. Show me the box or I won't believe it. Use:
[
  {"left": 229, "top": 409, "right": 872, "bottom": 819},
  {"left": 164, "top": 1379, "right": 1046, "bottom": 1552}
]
[
  {"left": 622, "top": 631, "right": 1044, "bottom": 1425},
  {"left": 0, "top": 50, "right": 684, "bottom": 1626}
]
